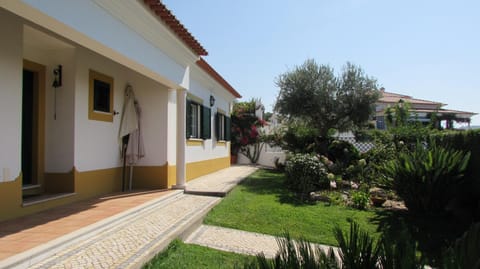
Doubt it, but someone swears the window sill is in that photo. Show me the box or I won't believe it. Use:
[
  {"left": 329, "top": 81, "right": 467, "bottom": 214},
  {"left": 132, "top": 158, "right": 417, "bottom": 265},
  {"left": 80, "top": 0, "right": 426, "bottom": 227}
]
[
  {"left": 187, "top": 139, "right": 204, "bottom": 146},
  {"left": 216, "top": 140, "right": 227, "bottom": 146},
  {"left": 88, "top": 111, "right": 113, "bottom": 122}
]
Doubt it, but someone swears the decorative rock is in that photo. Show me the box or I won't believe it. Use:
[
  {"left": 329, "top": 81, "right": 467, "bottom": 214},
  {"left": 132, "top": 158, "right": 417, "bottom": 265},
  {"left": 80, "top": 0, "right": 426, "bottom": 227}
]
[
  {"left": 383, "top": 200, "right": 407, "bottom": 210},
  {"left": 310, "top": 192, "right": 331, "bottom": 202},
  {"left": 369, "top": 187, "right": 388, "bottom": 198}
]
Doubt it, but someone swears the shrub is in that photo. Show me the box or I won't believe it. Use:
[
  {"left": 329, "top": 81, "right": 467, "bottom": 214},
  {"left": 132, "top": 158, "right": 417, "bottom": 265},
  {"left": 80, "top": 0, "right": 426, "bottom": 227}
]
[
  {"left": 282, "top": 120, "right": 320, "bottom": 154},
  {"left": 351, "top": 191, "right": 369, "bottom": 210},
  {"left": 432, "top": 130, "right": 480, "bottom": 214},
  {"left": 383, "top": 141, "right": 470, "bottom": 216},
  {"left": 327, "top": 140, "right": 360, "bottom": 167},
  {"left": 285, "top": 154, "right": 328, "bottom": 198}
]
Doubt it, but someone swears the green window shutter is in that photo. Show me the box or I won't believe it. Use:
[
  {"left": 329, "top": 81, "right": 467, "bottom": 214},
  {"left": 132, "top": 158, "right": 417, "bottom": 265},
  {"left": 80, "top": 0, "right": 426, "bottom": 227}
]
[
  {"left": 201, "top": 105, "right": 211, "bottom": 140},
  {"left": 225, "top": 116, "right": 231, "bottom": 141},
  {"left": 186, "top": 99, "right": 192, "bottom": 138},
  {"left": 215, "top": 113, "right": 220, "bottom": 139}
]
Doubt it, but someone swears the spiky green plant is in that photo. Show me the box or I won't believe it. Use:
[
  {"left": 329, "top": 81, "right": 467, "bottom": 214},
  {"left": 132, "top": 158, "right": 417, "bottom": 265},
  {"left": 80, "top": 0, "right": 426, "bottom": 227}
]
[
  {"left": 380, "top": 229, "right": 423, "bottom": 269},
  {"left": 383, "top": 141, "right": 470, "bottom": 215},
  {"left": 243, "top": 233, "right": 339, "bottom": 269},
  {"left": 333, "top": 221, "right": 382, "bottom": 269}
]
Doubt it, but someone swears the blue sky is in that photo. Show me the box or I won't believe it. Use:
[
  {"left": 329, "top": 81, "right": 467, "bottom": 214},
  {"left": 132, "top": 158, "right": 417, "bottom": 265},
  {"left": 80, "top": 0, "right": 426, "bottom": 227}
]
[{"left": 164, "top": 0, "right": 480, "bottom": 125}]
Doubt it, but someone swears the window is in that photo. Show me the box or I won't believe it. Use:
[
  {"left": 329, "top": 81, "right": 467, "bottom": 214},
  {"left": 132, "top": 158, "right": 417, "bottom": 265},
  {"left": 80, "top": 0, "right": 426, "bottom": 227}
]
[
  {"left": 215, "top": 112, "right": 231, "bottom": 141},
  {"left": 376, "top": 116, "right": 386, "bottom": 130},
  {"left": 186, "top": 99, "right": 211, "bottom": 140},
  {"left": 89, "top": 70, "right": 114, "bottom": 122}
]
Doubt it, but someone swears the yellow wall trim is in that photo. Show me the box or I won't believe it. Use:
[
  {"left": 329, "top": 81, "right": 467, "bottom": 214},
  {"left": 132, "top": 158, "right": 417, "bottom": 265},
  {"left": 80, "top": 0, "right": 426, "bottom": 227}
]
[
  {"left": 186, "top": 93, "right": 203, "bottom": 104},
  {"left": 130, "top": 165, "right": 168, "bottom": 189},
  {"left": 74, "top": 166, "right": 122, "bottom": 199},
  {"left": 167, "top": 163, "right": 177, "bottom": 188},
  {"left": 186, "top": 156, "right": 230, "bottom": 181},
  {"left": 45, "top": 168, "right": 75, "bottom": 193},
  {"left": 187, "top": 139, "right": 204, "bottom": 146}
]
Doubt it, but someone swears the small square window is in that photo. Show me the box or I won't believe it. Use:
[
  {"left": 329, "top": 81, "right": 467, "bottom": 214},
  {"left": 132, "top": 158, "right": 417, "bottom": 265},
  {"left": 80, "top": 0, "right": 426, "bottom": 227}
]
[
  {"left": 93, "top": 79, "right": 111, "bottom": 113},
  {"left": 89, "top": 70, "right": 114, "bottom": 122}
]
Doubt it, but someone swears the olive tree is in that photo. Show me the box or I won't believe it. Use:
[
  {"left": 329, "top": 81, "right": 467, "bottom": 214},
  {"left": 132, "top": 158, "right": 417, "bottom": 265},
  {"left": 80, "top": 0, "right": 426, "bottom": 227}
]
[{"left": 275, "top": 60, "right": 380, "bottom": 139}]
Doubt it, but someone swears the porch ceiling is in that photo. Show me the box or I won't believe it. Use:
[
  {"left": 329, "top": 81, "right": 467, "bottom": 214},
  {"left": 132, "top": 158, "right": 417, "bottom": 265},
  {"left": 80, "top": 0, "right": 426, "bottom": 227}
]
[{"left": 24, "top": 25, "right": 74, "bottom": 51}]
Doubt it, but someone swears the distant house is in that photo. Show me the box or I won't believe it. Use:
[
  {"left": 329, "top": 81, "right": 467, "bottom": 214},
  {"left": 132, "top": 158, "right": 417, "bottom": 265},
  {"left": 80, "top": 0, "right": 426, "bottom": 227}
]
[
  {"left": 0, "top": 1, "right": 240, "bottom": 221},
  {"left": 375, "top": 89, "right": 476, "bottom": 130}
]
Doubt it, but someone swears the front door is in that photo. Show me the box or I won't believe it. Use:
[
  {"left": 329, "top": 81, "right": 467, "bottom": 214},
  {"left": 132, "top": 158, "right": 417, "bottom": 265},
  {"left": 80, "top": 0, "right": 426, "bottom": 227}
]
[
  {"left": 22, "top": 60, "right": 45, "bottom": 187},
  {"left": 22, "top": 69, "right": 35, "bottom": 185}
]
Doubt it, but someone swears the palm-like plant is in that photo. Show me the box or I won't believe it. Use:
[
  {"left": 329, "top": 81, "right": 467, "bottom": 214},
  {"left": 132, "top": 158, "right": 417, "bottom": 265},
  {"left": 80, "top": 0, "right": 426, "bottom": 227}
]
[{"left": 383, "top": 141, "right": 470, "bottom": 215}]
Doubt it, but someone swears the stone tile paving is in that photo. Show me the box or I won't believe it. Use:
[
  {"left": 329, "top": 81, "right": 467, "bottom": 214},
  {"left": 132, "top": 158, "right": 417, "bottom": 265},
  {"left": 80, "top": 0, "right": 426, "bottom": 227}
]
[
  {"left": 0, "top": 190, "right": 174, "bottom": 262},
  {"left": 186, "top": 225, "right": 338, "bottom": 259},
  {"left": 28, "top": 195, "right": 220, "bottom": 269},
  {"left": 185, "top": 165, "right": 258, "bottom": 194}
]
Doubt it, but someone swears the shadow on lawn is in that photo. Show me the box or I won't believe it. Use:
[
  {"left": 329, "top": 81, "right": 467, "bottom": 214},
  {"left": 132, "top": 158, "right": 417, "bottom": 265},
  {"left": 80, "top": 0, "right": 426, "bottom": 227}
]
[
  {"left": 371, "top": 209, "right": 471, "bottom": 266},
  {"left": 239, "top": 169, "right": 311, "bottom": 206}
]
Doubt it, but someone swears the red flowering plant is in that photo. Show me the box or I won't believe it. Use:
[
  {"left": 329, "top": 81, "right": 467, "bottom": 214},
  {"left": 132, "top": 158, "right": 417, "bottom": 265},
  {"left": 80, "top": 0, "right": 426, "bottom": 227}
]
[{"left": 231, "top": 100, "right": 267, "bottom": 164}]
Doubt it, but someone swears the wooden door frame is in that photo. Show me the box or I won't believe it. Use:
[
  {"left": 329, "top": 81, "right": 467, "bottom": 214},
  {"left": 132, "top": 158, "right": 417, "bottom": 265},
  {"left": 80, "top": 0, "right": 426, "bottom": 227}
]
[{"left": 22, "top": 59, "right": 46, "bottom": 189}]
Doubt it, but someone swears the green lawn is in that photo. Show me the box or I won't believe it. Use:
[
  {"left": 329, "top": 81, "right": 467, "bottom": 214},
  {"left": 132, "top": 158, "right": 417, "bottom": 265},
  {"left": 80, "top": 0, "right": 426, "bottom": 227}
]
[
  {"left": 204, "top": 169, "right": 381, "bottom": 246},
  {"left": 143, "top": 240, "right": 252, "bottom": 269}
]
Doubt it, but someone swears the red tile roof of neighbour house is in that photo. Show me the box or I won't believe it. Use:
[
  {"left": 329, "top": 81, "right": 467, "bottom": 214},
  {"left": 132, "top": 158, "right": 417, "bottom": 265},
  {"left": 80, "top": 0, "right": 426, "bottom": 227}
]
[
  {"left": 379, "top": 90, "right": 444, "bottom": 106},
  {"left": 197, "top": 58, "right": 242, "bottom": 98},
  {"left": 143, "top": 0, "right": 208, "bottom": 56},
  {"left": 377, "top": 89, "right": 477, "bottom": 119}
]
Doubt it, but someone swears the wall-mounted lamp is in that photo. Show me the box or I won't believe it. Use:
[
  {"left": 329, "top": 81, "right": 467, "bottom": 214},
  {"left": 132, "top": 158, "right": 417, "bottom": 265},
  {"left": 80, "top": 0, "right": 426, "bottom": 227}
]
[
  {"left": 209, "top": 95, "right": 215, "bottom": 107},
  {"left": 52, "top": 65, "right": 62, "bottom": 88}
]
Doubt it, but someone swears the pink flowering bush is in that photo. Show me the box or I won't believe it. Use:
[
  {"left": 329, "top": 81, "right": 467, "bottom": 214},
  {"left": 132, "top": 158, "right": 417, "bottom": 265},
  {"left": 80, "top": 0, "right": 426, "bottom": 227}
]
[{"left": 231, "top": 100, "right": 266, "bottom": 163}]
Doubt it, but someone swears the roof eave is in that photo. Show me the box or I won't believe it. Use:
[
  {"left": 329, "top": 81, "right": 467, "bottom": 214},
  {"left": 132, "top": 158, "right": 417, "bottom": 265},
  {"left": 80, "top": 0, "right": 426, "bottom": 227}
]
[
  {"left": 143, "top": 0, "right": 208, "bottom": 56},
  {"left": 196, "top": 58, "right": 242, "bottom": 99}
]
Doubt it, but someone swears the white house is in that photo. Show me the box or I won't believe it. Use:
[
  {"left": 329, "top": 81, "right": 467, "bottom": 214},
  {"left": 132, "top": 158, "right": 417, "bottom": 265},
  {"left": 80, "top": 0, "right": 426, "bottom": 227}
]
[{"left": 0, "top": 0, "right": 240, "bottom": 221}]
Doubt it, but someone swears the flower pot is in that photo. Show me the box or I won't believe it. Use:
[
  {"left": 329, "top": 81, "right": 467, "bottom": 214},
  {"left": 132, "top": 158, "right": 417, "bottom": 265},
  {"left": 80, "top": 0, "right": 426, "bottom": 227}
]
[{"left": 230, "top": 155, "right": 238, "bottom": 164}]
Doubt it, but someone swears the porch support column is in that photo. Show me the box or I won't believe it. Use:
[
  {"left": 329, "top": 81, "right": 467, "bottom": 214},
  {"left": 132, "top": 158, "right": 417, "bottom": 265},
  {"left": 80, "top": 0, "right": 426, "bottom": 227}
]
[{"left": 173, "top": 88, "right": 186, "bottom": 189}]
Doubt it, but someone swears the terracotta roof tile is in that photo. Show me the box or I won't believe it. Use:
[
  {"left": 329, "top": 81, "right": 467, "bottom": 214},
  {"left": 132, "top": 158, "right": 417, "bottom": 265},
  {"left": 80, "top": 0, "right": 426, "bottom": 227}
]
[
  {"left": 197, "top": 58, "right": 242, "bottom": 98},
  {"left": 380, "top": 91, "right": 444, "bottom": 106},
  {"left": 143, "top": 0, "right": 208, "bottom": 56}
]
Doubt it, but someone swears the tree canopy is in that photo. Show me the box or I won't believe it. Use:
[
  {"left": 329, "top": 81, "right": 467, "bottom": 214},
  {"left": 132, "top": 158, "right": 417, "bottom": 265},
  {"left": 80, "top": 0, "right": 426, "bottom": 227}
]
[{"left": 275, "top": 60, "right": 380, "bottom": 138}]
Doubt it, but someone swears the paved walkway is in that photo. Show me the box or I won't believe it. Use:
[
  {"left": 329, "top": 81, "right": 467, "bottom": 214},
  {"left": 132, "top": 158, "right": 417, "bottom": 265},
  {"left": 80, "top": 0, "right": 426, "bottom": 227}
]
[
  {"left": 185, "top": 165, "right": 258, "bottom": 196},
  {"left": 0, "top": 165, "right": 258, "bottom": 269},
  {"left": 0, "top": 190, "right": 174, "bottom": 261},
  {"left": 186, "top": 225, "right": 337, "bottom": 259}
]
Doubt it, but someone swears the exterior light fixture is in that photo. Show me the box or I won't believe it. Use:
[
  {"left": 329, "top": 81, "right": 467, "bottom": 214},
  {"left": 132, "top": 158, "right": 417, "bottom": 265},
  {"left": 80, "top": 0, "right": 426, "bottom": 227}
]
[
  {"left": 52, "top": 65, "right": 62, "bottom": 120},
  {"left": 209, "top": 95, "right": 215, "bottom": 107},
  {"left": 52, "top": 65, "right": 62, "bottom": 88}
]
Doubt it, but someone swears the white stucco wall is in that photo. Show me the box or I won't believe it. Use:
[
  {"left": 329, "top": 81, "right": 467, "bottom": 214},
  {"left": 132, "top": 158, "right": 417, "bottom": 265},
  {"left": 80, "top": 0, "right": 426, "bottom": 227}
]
[
  {"left": 237, "top": 145, "right": 286, "bottom": 167},
  {"left": 23, "top": 31, "right": 76, "bottom": 173},
  {"left": 185, "top": 74, "right": 233, "bottom": 163},
  {"left": 20, "top": 0, "right": 189, "bottom": 89},
  {"left": 74, "top": 48, "right": 169, "bottom": 171},
  {"left": 0, "top": 10, "right": 22, "bottom": 182}
]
